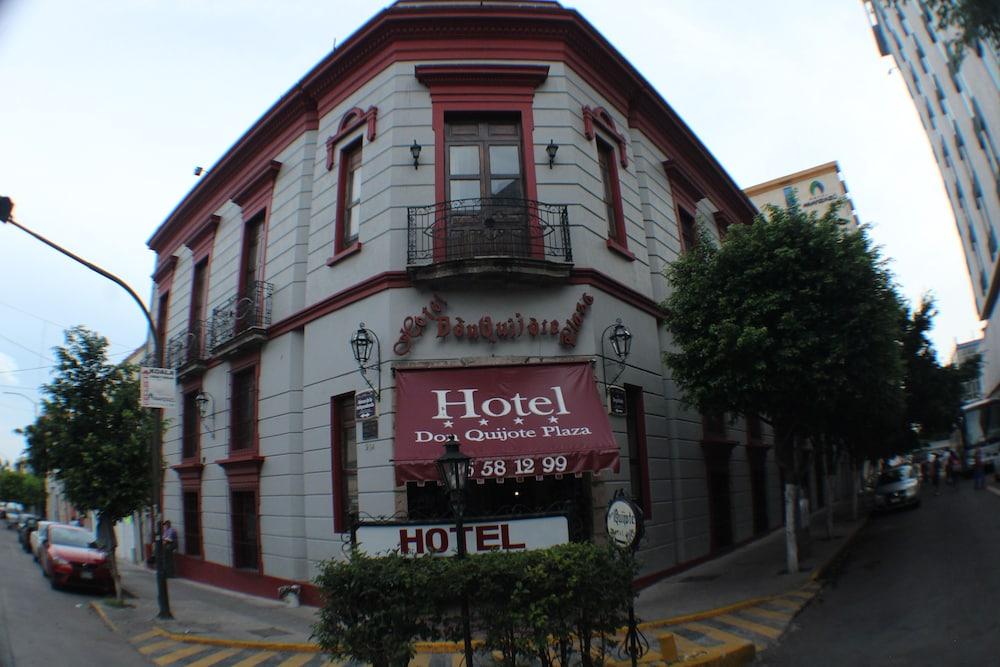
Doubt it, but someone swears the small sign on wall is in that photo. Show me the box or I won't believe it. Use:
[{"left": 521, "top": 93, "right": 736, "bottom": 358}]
[
  {"left": 361, "top": 419, "right": 379, "bottom": 441},
  {"left": 356, "top": 390, "right": 378, "bottom": 421},
  {"left": 607, "top": 385, "right": 626, "bottom": 416}
]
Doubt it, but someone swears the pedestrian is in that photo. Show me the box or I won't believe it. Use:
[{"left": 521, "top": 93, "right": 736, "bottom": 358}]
[
  {"left": 973, "top": 448, "right": 985, "bottom": 490},
  {"left": 932, "top": 454, "right": 941, "bottom": 495},
  {"left": 162, "top": 519, "right": 178, "bottom": 578}
]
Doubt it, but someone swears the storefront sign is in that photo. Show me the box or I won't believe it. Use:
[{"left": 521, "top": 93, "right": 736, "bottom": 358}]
[
  {"left": 393, "top": 362, "right": 619, "bottom": 483},
  {"left": 140, "top": 367, "right": 176, "bottom": 409},
  {"left": 355, "top": 515, "right": 569, "bottom": 557},
  {"left": 607, "top": 386, "right": 627, "bottom": 416},
  {"left": 392, "top": 293, "right": 595, "bottom": 355}
]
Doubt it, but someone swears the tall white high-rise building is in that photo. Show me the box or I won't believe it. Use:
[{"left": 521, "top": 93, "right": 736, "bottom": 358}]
[{"left": 863, "top": 2, "right": 1000, "bottom": 410}]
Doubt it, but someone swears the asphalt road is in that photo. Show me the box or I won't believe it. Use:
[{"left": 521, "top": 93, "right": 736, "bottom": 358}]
[
  {"left": 759, "top": 480, "right": 1000, "bottom": 665},
  {"left": 0, "top": 525, "right": 147, "bottom": 667}
]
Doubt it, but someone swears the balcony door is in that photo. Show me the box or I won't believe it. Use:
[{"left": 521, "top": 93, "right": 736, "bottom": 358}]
[{"left": 445, "top": 116, "right": 528, "bottom": 259}]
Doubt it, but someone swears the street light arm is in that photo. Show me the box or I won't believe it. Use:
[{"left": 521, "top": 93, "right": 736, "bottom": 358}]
[{"left": 3, "top": 217, "right": 157, "bottom": 347}]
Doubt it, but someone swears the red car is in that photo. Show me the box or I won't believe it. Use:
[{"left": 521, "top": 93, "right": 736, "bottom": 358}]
[{"left": 40, "top": 524, "right": 114, "bottom": 594}]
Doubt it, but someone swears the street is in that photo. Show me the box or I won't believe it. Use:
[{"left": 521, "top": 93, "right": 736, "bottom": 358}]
[
  {"left": 760, "top": 480, "right": 1000, "bottom": 665},
  {"left": 0, "top": 527, "right": 147, "bottom": 667}
]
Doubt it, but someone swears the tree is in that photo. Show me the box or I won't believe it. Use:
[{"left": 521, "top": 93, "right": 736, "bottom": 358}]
[
  {"left": 40, "top": 326, "right": 156, "bottom": 602},
  {"left": 899, "top": 296, "right": 981, "bottom": 442},
  {"left": 924, "top": 0, "right": 1000, "bottom": 55},
  {"left": 662, "top": 202, "right": 903, "bottom": 573},
  {"left": 0, "top": 467, "right": 46, "bottom": 510}
]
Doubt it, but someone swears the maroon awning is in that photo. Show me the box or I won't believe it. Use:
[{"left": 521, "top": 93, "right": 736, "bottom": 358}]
[{"left": 394, "top": 362, "right": 620, "bottom": 484}]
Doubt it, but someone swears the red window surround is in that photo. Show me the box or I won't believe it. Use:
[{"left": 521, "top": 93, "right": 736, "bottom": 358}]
[
  {"left": 713, "top": 211, "right": 732, "bottom": 240},
  {"left": 217, "top": 353, "right": 265, "bottom": 489},
  {"left": 184, "top": 214, "right": 220, "bottom": 264},
  {"left": 664, "top": 158, "right": 708, "bottom": 253},
  {"left": 330, "top": 393, "right": 356, "bottom": 534},
  {"left": 583, "top": 106, "right": 632, "bottom": 259},
  {"left": 415, "top": 64, "right": 548, "bottom": 263},
  {"left": 326, "top": 107, "right": 378, "bottom": 266}
]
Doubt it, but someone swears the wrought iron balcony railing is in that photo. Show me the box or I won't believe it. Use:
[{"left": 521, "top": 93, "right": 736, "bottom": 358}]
[
  {"left": 209, "top": 281, "right": 273, "bottom": 352},
  {"left": 166, "top": 321, "right": 209, "bottom": 372},
  {"left": 407, "top": 198, "right": 572, "bottom": 266}
]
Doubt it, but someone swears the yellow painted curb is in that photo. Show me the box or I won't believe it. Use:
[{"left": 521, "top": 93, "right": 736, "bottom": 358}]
[
  {"left": 88, "top": 601, "right": 119, "bottom": 634},
  {"left": 639, "top": 596, "right": 774, "bottom": 631},
  {"left": 153, "top": 627, "right": 319, "bottom": 653},
  {"left": 676, "top": 640, "right": 755, "bottom": 666}
]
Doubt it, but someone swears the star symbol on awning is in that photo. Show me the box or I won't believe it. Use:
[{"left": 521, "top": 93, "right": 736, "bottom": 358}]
[
  {"left": 548, "top": 416, "right": 559, "bottom": 423},
  {"left": 513, "top": 417, "right": 524, "bottom": 425},
  {"left": 479, "top": 418, "right": 489, "bottom": 426},
  {"left": 443, "top": 420, "right": 453, "bottom": 428}
]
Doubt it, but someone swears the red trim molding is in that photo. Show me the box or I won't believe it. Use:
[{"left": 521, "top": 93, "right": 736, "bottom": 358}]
[
  {"left": 326, "top": 241, "right": 362, "bottom": 267},
  {"left": 216, "top": 454, "right": 265, "bottom": 488},
  {"left": 184, "top": 215, "right": 220, "bottom": 262},
  {"left": 325, "top": 106, "right": 378, "bottom": 171},
  {"left": 171, "top": 461, "right": 205, "bottom": 489},
  {"left": 663, "top": 159, "right": 704, "bottom": 203},
  {"left": 415, "top": 63, "right": 550, "bottom": 89},
  {"left": 583, "top": 106, "right": 628, "bottom": 168},
  {"left": 231, "top": 160, "right": 282, "bottom": 220},
  {"left": 152, "top": 255, "right": 177, "bottom": 287},
  {"left": 174, "top": 554, "right": 324, "bottom": 607}
]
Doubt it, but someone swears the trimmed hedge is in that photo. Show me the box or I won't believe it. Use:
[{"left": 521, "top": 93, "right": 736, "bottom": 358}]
[{"left": 313, "top": 543, "right": 635, "bottom": 667}]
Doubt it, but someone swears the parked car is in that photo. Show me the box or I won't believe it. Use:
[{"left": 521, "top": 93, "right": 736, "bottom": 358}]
[
  {"left": 31, "top": 521, "right": 53, "bottom": 562},
  {"left": 39, "top": 524, "right": 113, "bottom": 594},
  {"left": 3, "top": 501, "right": 24, "bottom": 529},
  {"left": 874, "top": 464, "right": 921, "bottom": 512},
  {"left": 16, "top": 514, "right": 38, "bottom": 552}
]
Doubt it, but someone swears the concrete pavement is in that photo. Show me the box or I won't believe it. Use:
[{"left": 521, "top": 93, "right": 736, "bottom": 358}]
[{"left": 95, "top": 505, "right": 869, "bottom": 666}]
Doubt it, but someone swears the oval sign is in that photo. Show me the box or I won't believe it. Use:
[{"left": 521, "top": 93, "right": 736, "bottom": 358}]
[{"left": 606, "top": 496, "right": 642, "bottom": 550}]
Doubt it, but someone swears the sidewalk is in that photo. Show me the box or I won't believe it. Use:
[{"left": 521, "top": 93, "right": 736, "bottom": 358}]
[{"left": 97, "top": 505, "right": 868, "bottom": 666}]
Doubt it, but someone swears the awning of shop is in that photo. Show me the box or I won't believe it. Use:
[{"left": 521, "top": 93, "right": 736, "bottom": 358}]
[{"left": 393, "top": 362, "right": 620, "bottom": 484}]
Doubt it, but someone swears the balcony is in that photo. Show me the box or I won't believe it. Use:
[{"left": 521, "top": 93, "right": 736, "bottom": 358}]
[
  {"left": 407, "top": 198, "right": 573, "bottom": 285},
  {"left": 166, "top": 321, "right": 210, "bottom": 381},
  {"left": 209, "top": 281, "right": 273, "bottom": 359}
]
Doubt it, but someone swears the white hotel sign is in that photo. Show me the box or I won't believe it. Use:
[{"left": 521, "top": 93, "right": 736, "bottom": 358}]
[{"left": 355, "top": 515, "right": 569, "bottom": 557}]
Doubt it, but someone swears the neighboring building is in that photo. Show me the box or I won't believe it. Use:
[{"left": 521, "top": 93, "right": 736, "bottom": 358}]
[
  {"left": 744, "top": 161, "right": 860, "bottom": 229},
  {"left": 863, "top": 1, "right": 1000, "bottom": 411},
  {"left": 146, "top": 0, "right": 785, "bottom": 601},
  {"left": 952, "top": 336, "right": 985, "bottom": 402}
]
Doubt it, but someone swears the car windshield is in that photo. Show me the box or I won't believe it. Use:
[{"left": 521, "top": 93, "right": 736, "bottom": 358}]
[
  {"left": 48, "top": 526, "right": 96, "bottom": 548},
  {"left": 878, "top": 467, "right": 911, "bottom": 485}
]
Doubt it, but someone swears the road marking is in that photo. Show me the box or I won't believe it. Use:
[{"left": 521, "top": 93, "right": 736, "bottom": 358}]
[
  {"left": 714, "top": 613, "right": 783, "bottom": 639},
  {"left": 686, "top": 621, "right": 765, "bottom": 652},
  {"left": 987, "top": 485, "right": 1000, "bottom": 497},
  {"left": 131, "top": 629, "right": 162, "bottom": 643},
  {"left": 153, "top": 644, "right": 211, "bottom": 665},
  {"left": 138, "top": 639, "right": 180, "bottom": 655},
  {"left": 276, "top": 653, "right": 315, "bottom": 667},
  {"left": 231, "top": 651, "right": 277, "bottom": 667},
  {"left": 783, "top": 589, "right": 814, "bottom": 600},
  {"left": 185, "top": 648, "right": 241, "bottom": 667},
  {"left": 669, "top": 631, "right": 708, "bottom": 657},
  {"left": 742, "top": 606, "right": 793, "bottom": 622},
  {"left": 768, "top": 597, "right": 802, "bottom": 610}
]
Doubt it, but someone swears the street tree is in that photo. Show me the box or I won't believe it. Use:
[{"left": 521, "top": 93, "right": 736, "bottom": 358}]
[
  {"left": 899, "top": 296, "right": 981, "bottom": 443},
  {"left": 662, "top": 202, "right": 902, "bottom": 573},
  {"left": 922, "top": 0, "right": 1000, "bottom": 54},
  {"left": 40, "top": 326, "right": 156, "bottom": 602},
  {"left": 0, "top": 466, "right": 46, "bottom": 511}
]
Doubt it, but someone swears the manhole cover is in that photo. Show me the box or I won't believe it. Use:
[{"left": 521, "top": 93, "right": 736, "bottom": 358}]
[
  {"left": 248, "top": 627, "right": 292, "bottom": 638},
  {"left": 680, "top": 574, "right": 720, "bottom": 583}
]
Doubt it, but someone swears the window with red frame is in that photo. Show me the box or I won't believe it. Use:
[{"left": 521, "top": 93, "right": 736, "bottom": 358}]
[
  {"left": 702, "top": 412, "right": 726, "bottom": 441},
  {"left": 230, "top": 490, "right": 258, "bottom": 569},
  {"left": 338, "top": 141, "right": 362, "bottom": 250},
  {"left": 230, "top": 367, "right": 256, "bottom": 453},
  {"left": 156, "top": 292, "right": 169, "bottom": 358},
  {"left": 182, "top": 491, "right": 201, "bottom": 557},
  {"left": 240, "top": 214, "right": 264, "bottom": 298},
  {"left": 189, "top": 259, "right": 209, "bottom": 330},
  {"left": 182, "top": 390, "right": 200, "bottom": 460},
  {"left": 597, "top": 138, "right": 624, "bottom": 243},
  {"left": 679, "top": 208, "right": 698, "bottom": 252},
  {"left": 331, "top": 393, "right": 358, "bottom": 533},
  {"left": 625, "top": 384, "right": 651, "bottom": 517}
]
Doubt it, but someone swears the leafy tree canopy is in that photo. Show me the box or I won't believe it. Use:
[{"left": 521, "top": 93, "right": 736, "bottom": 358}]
[
  {"left": 0, "top": 467, "right": 46, "bottom": 509},
  {"left": 662, "top": 202, "right": 903, "bottom": 465},
  {"left": 40, "top": 326, "right": 155, "bottom": 524}
]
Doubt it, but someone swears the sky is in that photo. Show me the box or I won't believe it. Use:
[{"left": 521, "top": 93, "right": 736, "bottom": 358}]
[{"left": 0, "top": 0, "right": 983, "bottom": 464}]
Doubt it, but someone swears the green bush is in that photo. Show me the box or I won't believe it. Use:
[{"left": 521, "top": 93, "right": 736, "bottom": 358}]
[{"left": 313, "top": 542, "right": 635, "bottom": 667}]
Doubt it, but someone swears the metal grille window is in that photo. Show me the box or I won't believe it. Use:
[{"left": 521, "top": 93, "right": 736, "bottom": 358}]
[
  {"left": 230, "top": 490, "right": 258, "bottom": 569},
  {"left": 331, "top": 394, "right": 358, "bottom": 533},
  {"left": 182, "top": 491, "right": 201, "bottom": 557},
  {"left": 230, "top": 367, "right": 256, "bottom": 452},
  {"left": 182, "top": 390, "right": 200, "bottom": 460}
]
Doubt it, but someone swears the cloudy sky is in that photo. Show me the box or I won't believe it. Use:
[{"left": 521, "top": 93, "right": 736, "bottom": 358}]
[{"left": 0, "top": 0, "right": 981, "bottom": 464}]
